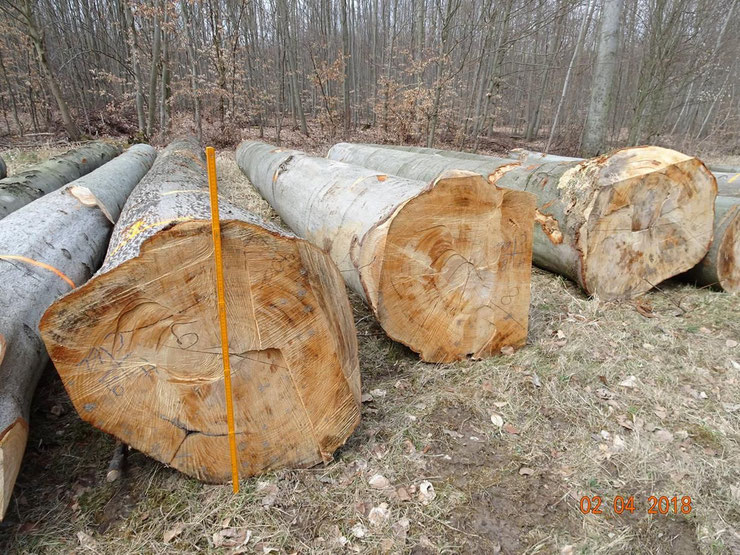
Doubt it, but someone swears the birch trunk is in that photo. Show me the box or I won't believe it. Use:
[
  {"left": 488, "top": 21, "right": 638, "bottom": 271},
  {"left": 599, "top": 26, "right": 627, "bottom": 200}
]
[
  {"left": 237, "top": 140, "right": 535, "bottom": 363},
  {"left": 0, "top": 144, "right": 156, "bottom": 520},
  {"left": 40, "top": 138, "right": 360, "bottom": 484},
  {"left": 328, "top": 143, "right": 717, "bottom": 300},
  {"left": 0, "top": 141, "right": 122, "bottom": 220}
]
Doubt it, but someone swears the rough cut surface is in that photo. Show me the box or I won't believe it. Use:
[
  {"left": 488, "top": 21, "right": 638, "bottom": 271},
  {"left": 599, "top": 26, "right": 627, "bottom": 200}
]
[
  {"left": 40, "top": 138, "right": 361, "bottom": 484},
  {"left": 0, "top": 141, "right": 122, "bottom": 219},
  {"left": 0, "top": 144, "right": 156, "bottom": 520},
  {"left": 328, "top": 143, "right": 717, "bottom": 300},
  {"left": 238, "top": 140, "right": 535, "bottom": 363}
]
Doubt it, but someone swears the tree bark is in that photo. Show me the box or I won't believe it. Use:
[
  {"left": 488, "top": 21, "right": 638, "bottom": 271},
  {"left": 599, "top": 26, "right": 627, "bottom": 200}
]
[
  {"left": 146, "top": 0, "right": 162, "bottom": 138},
  {"left": 40, "top": 138, "right": 360, "bottom": 484},
  {"left": 0, "top": 144, "right": 156, "bottom": 521},
  {"left": 328, "top": 143, "right": 717, "bottom": 300},
  {"left": 237, "top": 140, "right": 535, "bottom": 363},
  {"left": 680, "top": 196, "right": 738, "bottom": 293},
  {"left": 0, "top": 141, "right": 122, "bottom": 220},
  {"left": 0, "top": 157, "right": 5, "bottom": 180},
  {"left": 582, "top": 0, "right": 623, "bottom": 156}
]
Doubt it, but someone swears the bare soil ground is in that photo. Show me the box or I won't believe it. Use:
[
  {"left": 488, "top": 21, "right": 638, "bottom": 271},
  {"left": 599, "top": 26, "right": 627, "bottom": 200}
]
[{"left": 0, "top": 142, "right": 738, "bottom": 554}]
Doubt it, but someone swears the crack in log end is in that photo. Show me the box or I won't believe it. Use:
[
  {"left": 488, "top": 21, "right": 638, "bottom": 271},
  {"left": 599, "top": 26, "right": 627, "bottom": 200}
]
[
  {"left": 580, "top": 151, "right": 717, "bottom": 300},
  {"left": 40, "top": 218, "right": 360, "bottom": 484},
  {"left": 534, "top": 209, "right": 563, "bottom": 244},
  {"left": 0, "top": 418, "right": 29, "bottom": 520},
  {"left": 0, "top": 334, "right": 5, "bottom": 365},
  {"left": 376, "top": 174, "right": 533, "bottom": 362}
]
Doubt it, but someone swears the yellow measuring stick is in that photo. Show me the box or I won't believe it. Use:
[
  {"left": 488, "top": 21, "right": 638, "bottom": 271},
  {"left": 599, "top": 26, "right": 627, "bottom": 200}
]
[{"left": 205, "top": 146, "right": 240, "bottom": 493}]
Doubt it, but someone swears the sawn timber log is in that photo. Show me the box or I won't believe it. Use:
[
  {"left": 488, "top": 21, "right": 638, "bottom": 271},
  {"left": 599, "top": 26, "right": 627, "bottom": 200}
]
[
  {"left": 328, "top": 143, "right": 717, "bottom": 300},
  {"left": 237, "top": 140, "right": 536, "bottom": 363},
  {"left": 40, "top": 138, "right": 361, "bottom": 484},
  {"left": 0, "top": 143, "right": 156, "bottom": 520},
  {"left": 0, "top": 141, "right": 122, "bottom": 219}
]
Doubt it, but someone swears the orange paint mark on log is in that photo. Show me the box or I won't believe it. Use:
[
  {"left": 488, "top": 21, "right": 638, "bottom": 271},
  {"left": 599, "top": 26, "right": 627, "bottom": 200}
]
[{"left": 0, "top": 255, "right": 75, "bottom": 288}]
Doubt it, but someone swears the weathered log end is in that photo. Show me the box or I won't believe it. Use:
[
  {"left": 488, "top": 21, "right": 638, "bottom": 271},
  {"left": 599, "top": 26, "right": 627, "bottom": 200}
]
[
  {"left": 40, "top": 219, "right": 361, "bottom": 483},
  {"left": 565, "top": 146, "right": 717, "bottom": 299},
  {"left": 714, "top": 203, "right": 740, "bottom": 292},
  {"left": 0, "top": 418, "right": 27, "bottom": 520},
  {"left": 362, "top": 170, "right": 535, "bottom": 362}
]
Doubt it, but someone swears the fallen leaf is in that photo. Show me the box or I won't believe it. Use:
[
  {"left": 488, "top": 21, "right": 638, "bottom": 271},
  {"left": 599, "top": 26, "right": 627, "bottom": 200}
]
[
  {"left": 368, "top": 474, "right": 390, "bottom": 489},
  {"left": 518, "top": 466, "right": 535, "bottom": 476},
  {"left": 77, "top": 531, "right": 98, "bottom": 550},
  {"left": 257, "top": 482, "right": 279, "bottom": 507},
  {"left": 443, "top": 428, "right": 463, "bottom": 439},
  {"left": 163, "top": 523, "right": 186, "bottom": 544},
  {"left": 699, "top": 327, "right": 712, "bottom": 334},
  {"left": 619, "top": 376, "right": 638, "bottom": 389},
  {"left": 501, "top": 346, "right": 515, "bottom": 355},
  {"left": 213, "top": 528, "right": 251, "bottom": 548},
  {"left": 370, "top": 388, "right": 387, "bottom": 398},
  {"left": 530, "top": 373, "right": 542, "bottom": 388},
  {"left": 351, "top": 523, "right": 367, "bottom": 538},
  {"left": 503, "top": 423, "right": 519, "bottom": 435},
  {"left": 493, "top": 401, "right": 507, "bottom": 408},
  {"left": 361, "top": 393, "right": 374, "bottom": 403},
  {"left": 728, "top": 339, "right": 738, "bottom": 348},
  {"left": 392, "top": 517, "right": 410, "bottom": 542},
  {"left": 490, "top": 413, "right": 504, "bottom": 428},
  {"left": 418, "top": 481, "right": 436, "bottom": 505},
  {"left": 617, "top": 414, "right": 633, "bottom": 430},
  {"left": 368, "top": 503, "right": 390, "bottom": 527},
  {"left": 396, "top": 486, "right": 411, "bottom": 502},
  {"left": 561, "top": 545, "right": 575, "bottom": 555},
  {"left": 654, "top": 429, "right": 674, "bottom": 443}
]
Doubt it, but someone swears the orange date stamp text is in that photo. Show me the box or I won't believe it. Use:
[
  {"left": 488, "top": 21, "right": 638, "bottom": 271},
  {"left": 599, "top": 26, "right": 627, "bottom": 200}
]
[{"left": 579, "top": 495, "right": 692, "bottom": 515}]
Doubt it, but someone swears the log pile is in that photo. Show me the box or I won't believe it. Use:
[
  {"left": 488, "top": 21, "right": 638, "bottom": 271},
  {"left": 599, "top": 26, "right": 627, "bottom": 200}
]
[
  {"left": 237, "top": 140, "right": 536, "bottom": 363},
  {"left": 0, "top": 144, "right": 156, "bottom": 520},
  {"left": 0, "top": 141, "right": 122, "bottom": 220},
  {"left": 40, "top": 138, "right": 361, "bottom": 484},
  {"left": 328, "top": 143, "right": 717, "bottom": 300},
  {"left": 505, "top": 150, "right": 738, "bottom": 293}
]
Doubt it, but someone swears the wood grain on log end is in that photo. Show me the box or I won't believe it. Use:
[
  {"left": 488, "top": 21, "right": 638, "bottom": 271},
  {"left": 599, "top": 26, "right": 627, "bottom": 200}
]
[
  {"left": 565, "top": 146, "right": 717, "bottom": 299},
  {"left": 40, "top": 219, "right": 360, "bottom": 483},
  {"left": 368, "top": 171, "right": 535, "bottom": 362},
  {"left": 0, "top": 418, "right": 28, "bottom": 520}
]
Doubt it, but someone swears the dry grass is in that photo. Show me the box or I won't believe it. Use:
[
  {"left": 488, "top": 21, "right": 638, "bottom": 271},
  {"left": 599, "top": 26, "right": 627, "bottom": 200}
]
[{"left": 0, "top": 147, "right": 739, "bottom": 554}]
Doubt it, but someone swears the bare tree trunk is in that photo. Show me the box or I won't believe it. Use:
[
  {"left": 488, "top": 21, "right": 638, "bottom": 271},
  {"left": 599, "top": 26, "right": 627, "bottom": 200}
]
[
  {"left": 546, "top": 0, "right": 593, "bottom": 153},
  {"left": 123, "top": 1, "right": 146, "bottom": 135},
  {"left": 340, "top": 0, "right": 351, "bottom": 136},
  {"left": 582, "top": 0, "right": 624, "bottom": 156},
  {"left": 146, "top": 0, "right": 162, "bottom": 138},
  {"left": 21, "top": 0, "right": 80, "bottom": 140}
]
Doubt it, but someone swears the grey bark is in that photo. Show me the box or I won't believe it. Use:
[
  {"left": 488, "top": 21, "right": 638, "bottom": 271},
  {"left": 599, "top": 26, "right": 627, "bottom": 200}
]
[
  {"left": 0, "top": 142, "right": 122, "bottom": 220},
  {"left": 0, "top": 144, "right": 156, "bottom": 520},
  {"left": 582, "top": 0, "right": 623, "bottom": 156}
]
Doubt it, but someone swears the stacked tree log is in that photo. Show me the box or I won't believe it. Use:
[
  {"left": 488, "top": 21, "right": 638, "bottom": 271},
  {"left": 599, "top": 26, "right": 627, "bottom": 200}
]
[
  {"left": 502, "top": 149, "right": 739, "bottom": 293},
  {"left": 0, "top": 141, "right": 122, "bottom": 219},
  {"left": 40, "top": 138, "right": 361, "bottom": 485},
  {"left": 0, "top": 144, "right": 156, "bottom": 521},
  {"left": 237, "top": 140, "right": 536, "bottom": 363},
  {"left": 328, "top": 143, "right": 717, "bottom": 300}
]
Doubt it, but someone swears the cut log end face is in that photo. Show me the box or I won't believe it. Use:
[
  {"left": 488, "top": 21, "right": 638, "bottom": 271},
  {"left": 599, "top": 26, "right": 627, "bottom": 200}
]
[
  {"left": 1, "top": 419, "right": 28, "bottom": 520},
  {"left": 717, "top": 205, "right": 740, "bottom": 292},
  {"left": 572, "top": 147, "right": 717, "bottom": 300},
  {"left": 40, "top": 221, "right": 360, "bottom": 483},
  {"left": 371, "top": 174, "right": 534, "bottom": 362}
]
